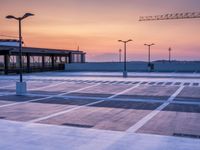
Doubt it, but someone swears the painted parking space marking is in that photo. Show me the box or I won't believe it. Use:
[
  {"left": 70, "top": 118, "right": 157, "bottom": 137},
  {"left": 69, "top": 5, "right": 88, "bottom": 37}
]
[
  {"left": 108, "top": 83, "right": 140, "bottom": 99},
  {"left": 32, "top": 80, "right": 200, "bottom": 86},
  {"left": 175, "top": 86, "right": 200, "bottom": 102},
  {"left": 66, "top": 80, "right": 200, "bottom": 87},
  {"left": 0, "top": 97, "right": 103, "bottom": 122},
  {"left": 115, "top": 85, "right": 179, "bottom": 101},
  {"left": 28, "top": 99, "right": 105, "bottom": 123},
  {"left": 28, "top": 82, "right": 95, "bottom": 95},
  {"left": 25, "top": 89, "right": 200, "bottom": 106},
  {"left": 0, "top": 83, "right": 100, "bottom": 108},
  {"left": 0, "top": 96, "right": 48, "bottom": 108},
  {"left": 65, "top": 83, "right": 135, "bottom": 98},
  {"left": 0, "top": 77, "right": 200, "bottom": 135},
  {"left": 37, "top": 100, "right": 162, "bottom": 131},
  {"left": 28, "top": 83, "right": 141, "bottom": 123},
  {"left": 136, "top": 103, "right": 200, "bottom": 136},
  {"left": 29, "top": 81, "right": 67, "bottom": 91},
  {"left": 22, "top": 78, "right": 200, "bottom": 88},
  {"left": 126, "top": 86, "right": 185, "bottom": 133}
]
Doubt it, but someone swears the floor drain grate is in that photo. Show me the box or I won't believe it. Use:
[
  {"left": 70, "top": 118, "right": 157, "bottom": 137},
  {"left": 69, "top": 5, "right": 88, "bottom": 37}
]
[
  {"left": 62, "top": 123, "right": 93, "bottom": 128},
  {"left": 173, "top": 133, "right": 200, "bottom": 139}
]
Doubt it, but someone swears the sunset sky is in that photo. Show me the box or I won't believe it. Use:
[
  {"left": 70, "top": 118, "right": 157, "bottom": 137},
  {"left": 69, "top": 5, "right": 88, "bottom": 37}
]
[{"left": 0, "top": 0, "right": 200, "bottom": 61}]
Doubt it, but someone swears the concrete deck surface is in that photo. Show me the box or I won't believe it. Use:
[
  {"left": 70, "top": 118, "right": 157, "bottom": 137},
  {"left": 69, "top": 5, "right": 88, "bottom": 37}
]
[
  {"left": 0, "top": 119, "right": 199, "bottom": 150},
  {"left": 0, "top": 72, "right": 200, "bottom": 150}
]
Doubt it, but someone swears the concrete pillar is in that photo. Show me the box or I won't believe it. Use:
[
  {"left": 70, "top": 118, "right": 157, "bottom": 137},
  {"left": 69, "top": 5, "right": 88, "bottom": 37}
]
[
  {"left": 51, "top": 55, "right": 54, "bottom": 69},
  {"left": 65, "top": 56, "right": 69, "bottom": 63},
  {"left": 81, "top": 53, "right": 86, "bottom": 63},
  {"left": 4, "top": 55, "right": 9, "bottom": 74},
  {"left": 42, "top": 56, "right": 45, "bottom": 71},
  {"left": 16, "top": 55, "right": 20, "bottom": 69},
  {"left": 69, "top": 53, "right": 74, "bottom": 63},
  {"left": 27, "top": 54, "right": 30, "bottom": 73}
]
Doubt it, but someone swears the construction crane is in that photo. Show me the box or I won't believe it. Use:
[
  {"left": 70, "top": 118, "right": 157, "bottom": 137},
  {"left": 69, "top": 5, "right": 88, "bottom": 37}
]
[
  {"left": 139, "top": 11, "right": 200, "bottom": 61},
  {"left": 139, "top": 11, "right": 200, "bottom": 21}
]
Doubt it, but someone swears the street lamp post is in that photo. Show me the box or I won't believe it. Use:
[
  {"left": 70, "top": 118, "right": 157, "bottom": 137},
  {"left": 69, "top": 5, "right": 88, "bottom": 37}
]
[
  {"left": 144, "top": 43, "right": 155, "bottom": 71},
  {"left": 6, "top": 13, "right": 34, "bottom": 95},
  {"left": 119, "top": 49, "right": 122, "bottom": 62},
  {"left": 168, "top": 47, "right": 172, "bottom": 62},
  {"left": 118, "top": 39, "right": 132, "bottom": 78}
]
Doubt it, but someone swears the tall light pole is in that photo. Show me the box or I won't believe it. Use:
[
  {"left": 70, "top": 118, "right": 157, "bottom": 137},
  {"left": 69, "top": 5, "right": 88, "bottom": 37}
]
[
  {"left": 144, "top": 43, "right": 155, "bottom": 71},
  {"left": 6, "top": 13, "right": 34, "bottom": 95},
  {"left": 119, "top": 49, "right": 122, "bottom": 62},
  {"left": 144, "top": 43, "right": 154, "bottom": 65},
  {"left": 118, "top": 39, "right": 132, "bottom": 77},
  {"left": 168, "top": 47, "right": 172, "bottom": 62}
]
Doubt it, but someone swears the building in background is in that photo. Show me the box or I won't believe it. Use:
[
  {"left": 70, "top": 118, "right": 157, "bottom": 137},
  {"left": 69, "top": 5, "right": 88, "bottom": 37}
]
[{"left": 0, "top": 39, "right": 86, "bottom": 74}]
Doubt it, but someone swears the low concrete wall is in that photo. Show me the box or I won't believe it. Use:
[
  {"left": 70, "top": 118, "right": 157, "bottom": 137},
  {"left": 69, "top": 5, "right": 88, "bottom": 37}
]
[{"left": 65, "top": 62, "right": 200, "bottom": 72}]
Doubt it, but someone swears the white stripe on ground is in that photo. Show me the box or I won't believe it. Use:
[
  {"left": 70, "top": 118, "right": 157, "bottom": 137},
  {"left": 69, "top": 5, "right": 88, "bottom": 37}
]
[
  {"left": 0, "top": 80, "right": 44, "bottom": 90},
  {"left": 24, "top": 92, "right": 200, "bottom": 106},
  {"left": 28, "top": 99, "right": 105, "bottom": 123},
  {"left": 0, "top": 80, "right": 41, "bottom": 90},
  {"left": 28, "top": 83, "right": 141, "bottom": 123},
  {"left": 107, "top": 83, "right": 140, "bottom": 99},
  {"left": 29, "top": 81, "right": 67, "bottom": 91},
  {"left": 0, "top": 83, "right": 100, "bottom": 108},
  {"left": 0, "top": 96, "right": 53, "bottom": 108},
  {"left": 57, "top": 83, "right": 101, "bottom": 96},
  {"left": 126, "top": 86, "right": 185, "bottom": 133}
]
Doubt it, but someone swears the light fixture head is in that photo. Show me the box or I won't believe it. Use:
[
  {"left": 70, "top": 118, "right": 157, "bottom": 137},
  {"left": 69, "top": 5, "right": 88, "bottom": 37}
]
[
  {"left": 6, "top": 15, "right": 17, "bottom": 19},
  {"left": 22, "top": 13, "right": 34, "bottom": 19}
]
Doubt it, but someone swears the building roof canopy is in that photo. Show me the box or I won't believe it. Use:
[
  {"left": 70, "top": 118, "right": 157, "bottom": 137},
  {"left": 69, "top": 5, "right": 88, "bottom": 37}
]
[{"left": 0, "top": 46, "right": 84, "bottom": 56}]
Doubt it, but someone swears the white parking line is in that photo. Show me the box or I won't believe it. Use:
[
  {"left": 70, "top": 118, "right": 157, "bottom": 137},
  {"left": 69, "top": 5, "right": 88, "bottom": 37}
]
[
  {"left": 0, "top": 96, "right": 53, "bottom": 108},
  {"left": 29, "top": 81, "right": 67, "bottom": 91},
  {"left": 28, "top": 99, "right": 105, "bottom": 123},
  {"left": 0, "top": 80, "right": 41, "bottom": 90},
  {"left": 23, "top": 91, "right": 200, "bottom": 106},
  {"left": 126, "top": 86, "right": 185, "bottom": 133},
  {"left": 28, "top": 83, "right": 141, "bottom": 123},
  {"left": 108, "top": 83, "right": 140, "bottom": 99},
  {"left": 0, "top": 83, "right": 100, "bottom": 108},
  {"left": 167, "top": 86, "right": 184, "bottom": 102}
]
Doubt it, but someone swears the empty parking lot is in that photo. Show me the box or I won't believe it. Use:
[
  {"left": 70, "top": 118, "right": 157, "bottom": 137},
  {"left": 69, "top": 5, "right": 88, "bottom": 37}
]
[{"left": 0, "top": 72, "right": 200, "bottom": 150}]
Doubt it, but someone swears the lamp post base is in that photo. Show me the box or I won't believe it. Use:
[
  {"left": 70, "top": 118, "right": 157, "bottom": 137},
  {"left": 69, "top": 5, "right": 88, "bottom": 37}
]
[
  {"left": 123, "top": 71, "right": 128, "bottom": 78},
  {"left": 16, "top": 82, "right": 27, "bottom": 96}
]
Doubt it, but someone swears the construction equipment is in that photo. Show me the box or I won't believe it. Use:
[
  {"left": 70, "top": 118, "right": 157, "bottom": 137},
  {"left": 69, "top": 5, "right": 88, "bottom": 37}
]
[{"left": 139, "top": 12, "right": 200, "bottom": 21}]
